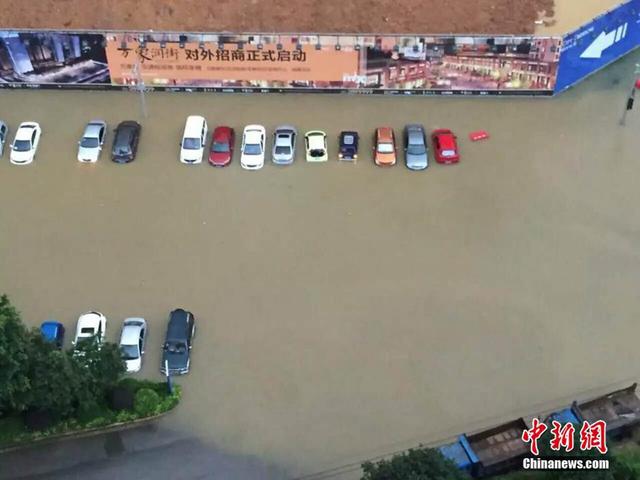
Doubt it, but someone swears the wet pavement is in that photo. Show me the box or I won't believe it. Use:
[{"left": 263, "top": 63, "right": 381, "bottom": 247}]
[{"left": 1, "top": 50, "right": 640, "bottom": 479}]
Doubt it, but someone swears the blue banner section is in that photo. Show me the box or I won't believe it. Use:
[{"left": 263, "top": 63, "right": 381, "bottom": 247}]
[{"left": 555, "top": 0, "right": 640, "bottom": 93}]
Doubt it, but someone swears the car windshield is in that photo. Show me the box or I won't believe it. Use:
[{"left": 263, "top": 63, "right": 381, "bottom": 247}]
[
  {"left": 13, "top": 140, "right": 31, "bottom": 152},
  {"left": 408, "top": 145, "right": 426, "bottom": 155},
  {"left": 80, "top": 327, "right": 95, "bottom": 335},
  {"left": 164, "top": 342, "right": 187, "bottom": 353},
  {"left": 120, "top": 344, "right": 139, "bottom": 360},
  {"left": 183, "top": 137, "right": 201, "bottom": 150},
  {"left": 377, "top": 143, "right": 394, "bottom": 153},
  {"left": 80, "top": 137, "right": 100, "bottom": 148},
  {"left": 442, "top": 149, "right": 456, "bottom": 157},
  {"left": 244, "top": 143, "right": 262, "bottom": 155},
  {"left": 310, "top": 149, "right": 325, "bottom": 157},
  {"left": 275, "top": 146, "right": 291, "bottom": 155},
  {"left": 211, "top": 142, "right": 229, "bottom": 153}
]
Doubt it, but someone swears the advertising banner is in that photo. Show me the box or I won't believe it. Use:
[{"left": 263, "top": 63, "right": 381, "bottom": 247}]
[
  {"left": 0, "top": 30, "right": 561, "bottom": 95},
  {"left": 555, "top": 0, "right": 640, "bottom": 94}
]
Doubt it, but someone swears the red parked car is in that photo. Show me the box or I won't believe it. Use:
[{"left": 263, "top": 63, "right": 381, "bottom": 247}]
[
  {"left": 208, "top": 127, "right": 235, "bottom": 166},
  {"left": 432, "top": 129, "right": 460, "bottom": 164}
]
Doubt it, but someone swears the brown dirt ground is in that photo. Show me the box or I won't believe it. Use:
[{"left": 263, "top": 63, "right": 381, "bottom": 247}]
[{"left": 0, "top": 0, "right": 554, "bottom": 34}]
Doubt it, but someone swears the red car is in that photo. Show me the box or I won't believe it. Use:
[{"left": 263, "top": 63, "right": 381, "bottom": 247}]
[
  {"left": 432, "top": 129, "right": 460, "bottom": 164},
  {"left": 208, "top": 126, "right": 235, "bottom": 167}
]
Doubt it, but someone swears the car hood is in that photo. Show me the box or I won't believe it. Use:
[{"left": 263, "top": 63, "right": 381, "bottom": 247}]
[
  {"left": 407, "top": 152, "right": 428, "bottom": 165},
  {"left": 209, "top": 151, "right": 231, "bottom": 164},
  {"left": 376, "top": 152, "right": 396, "bottom": 164},
  {"left": 125, "top": 357, "right": 142, "bottom": 373},
  {"left": 241, "top": 153, "right": 264, "bottom": 166},
  {"left": 273, "top": 152, "right": 293, "bottom": 163},
  {"left": 162, "top": 351, "right": 189, "bottom": 369},
  {"left": 10, "top": 150, "right": 33, "bottom": 163},
  {"left": 181, "top": 148, "right": 203, "bottom": 163},
  {"left": 78, "top": 146, "right": 99, "bottom": 162}
]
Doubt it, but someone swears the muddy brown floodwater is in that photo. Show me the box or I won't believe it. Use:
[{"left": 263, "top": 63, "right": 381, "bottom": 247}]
[{"left": 2, "top": 52, "right": 640, "bottom": 479}]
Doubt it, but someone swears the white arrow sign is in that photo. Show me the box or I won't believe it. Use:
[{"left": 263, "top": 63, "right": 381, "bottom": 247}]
[{"left": 581, "top": 23, "right": 628, "bottom": 59}]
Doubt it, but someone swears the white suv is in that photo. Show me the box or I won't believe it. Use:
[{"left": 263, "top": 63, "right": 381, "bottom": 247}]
[{"left": 180, "top": 115, "right": 208, "bottom": 164}]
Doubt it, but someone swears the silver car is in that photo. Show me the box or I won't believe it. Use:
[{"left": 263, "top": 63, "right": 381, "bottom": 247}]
[
  {"left": 77, "top": 120, "right": 107, "bottom": 163},
  {"left": 0, "top": 121, "right": 7, "bottom": 157},
  {"left": 404, "top": 124, "right": 428, "bottom": 170},
  {"left": 272, "top": 125, "right": 297, "bottom": 165}
]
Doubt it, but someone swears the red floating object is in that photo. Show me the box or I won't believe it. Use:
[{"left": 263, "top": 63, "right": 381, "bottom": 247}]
[
  {"left": 635, "top": 78, "right": 640, "bottom": 89},
  {"left": 469, "top": 130, "right": 490, "bottom": 142}
]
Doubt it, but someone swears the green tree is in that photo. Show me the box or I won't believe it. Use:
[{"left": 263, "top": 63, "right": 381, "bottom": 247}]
[
  {"left": 361, "top": 447, "right": 470, "bottom": 480},
  {"left": 0, "top": 295, "right": 31, "bottom": 414},
  {"left": 21, "top": 334, "right": 82, "bottom": 418},
  {"left": 72, "top": 337, "right": 125, "bottom": 404}
]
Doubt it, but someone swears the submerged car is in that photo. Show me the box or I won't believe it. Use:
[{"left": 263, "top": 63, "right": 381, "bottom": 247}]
[
  {"left": 0, "top": 121, "right": 7, "bottom": 157},
  {"left": 77, "top": 120, "right": 107, "bottom": 163},
  {"left": 338, "top": 131, "right": 359, "bottom": 161},
  {"left": 432, "top": 128, "right": 460, "bottom": 164},
  {"left": 404, "top": 124, "right": 428, "bottom": 170},
  {"left": 73, "top": 311, "right": 107, "bottom": 347},
  {"left": 208, "top": 126, "right": 234, "bottom": 167},
  {"left": 272, "top": 125, "right": 297, "bottom": 165},
  {"left": 180, "top": 115, "right": 208, "bottom": 164},
  {"left": 10, "top": 122, "right": 42, "bottom": 165},
  {"left": 305, "top": 130, "right": 328, "bottom": 162},
  {"left": 119, "top": 317, "right": 147, "bottom": 373},
  {"left": 374, "top": 127, "right": 396, "bottom": 167},
  {"left": 161, "top": 308, "right": 196, "bottom": 375},
  {"left": 40, "top": 320, "right": 65, "bottom": 349},
  {"left": 112, "top": 121, "right": 141, "bottom": 163},
  {"left": 240, "top": 125, "right": 266, "bottom": 170}
]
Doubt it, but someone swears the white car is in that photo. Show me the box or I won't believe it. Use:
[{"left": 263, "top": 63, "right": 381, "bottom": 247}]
[
  {"left": 240, "top": 125, "right": 266, "bottom": 170},
  {"left": 0, "top": 121, "right": 8, "bottom": 157},
  {"left": 77, "top": 120, "right": 107, "bottom": 163},
  {"left": 73, "top": 311, "right": 107, "bottom": 348},
  {"left": 180, "top": 115, "right": 208, "bottom": 164},
  {"left": 305, "top": 130, "right": 328, "bottom": 162},
  {"left": 119, "top": 318, "right": 147, "bottom": 373},
  {"left": 10, "top": 122, "right": 41, "bottom": 165}
]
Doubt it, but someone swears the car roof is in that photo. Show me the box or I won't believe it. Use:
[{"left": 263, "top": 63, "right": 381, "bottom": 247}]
[
  {"left": 167, "top": 309, "right": 190, "bottom": 340},
  {"left": 213, "top": 126, "right": 232, "bottom": 140},
  {"left": 438, "top": 132, "right": 457, "bottom": 150},
  {"left": 41, "top": 321, "right": 62, "bottom": 337},
  {"left": 407, "top": 129, "right": 425, "bottom": 144},
  {"left": 15, "top": 124, "right": 37, "bottom": 140},
  {"left": 84, "top": 122, "right": 104, "bottom": 137},
  {"left": 78, "top": 311, "right": 103, "bottom": 328},
  {"left": 184, "top": 115, "right": 206, "bottom": 134},
  {"left": 244, "top": 129, "right": 263, "bottom": 144},
  {"left": 308, "top": 134, "right": 326, "bottom": 150},
  {"left": 377, "top": 127, "right": 394, "bottom": 142},
  {"left": 121, "top": 323, "right": 142, "bottom": 345},
  {"left": 117, "top": 121, "right": 140, "bottom": 131}
]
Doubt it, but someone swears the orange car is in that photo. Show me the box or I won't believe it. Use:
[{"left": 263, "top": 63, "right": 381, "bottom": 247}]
[{"left": 374, "top": 127, "right": 397, "bottom": 166}]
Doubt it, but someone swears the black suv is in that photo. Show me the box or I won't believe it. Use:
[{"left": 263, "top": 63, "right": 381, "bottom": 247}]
[
  {"left": 160, "top": 308, "right": 196, "bottom": 375},
  {"left": 112, "top": 121, "right": 141, "bottom": 163}
]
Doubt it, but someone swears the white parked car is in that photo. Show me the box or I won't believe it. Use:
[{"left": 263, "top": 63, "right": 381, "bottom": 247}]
[
  {"left": 305, "top": 130, "right": 328, "bottom": 162},
  {"left": 180, "top": 115, "right": 208, "bottom": 164},
  {"left": 119, "top": 318, "right": 147, "bottom": 373},
  {"left": 77, "top": 120, "right": 107, "bottom": 163},
  {"left": 73, "top": 311, "right": 107, "bottom": 347},
  {"left": 240, "top": 125, "right": 266, "bottom": 170},
  {"left": 10, "top": 122, "right": 41, "bottom": 165},
  {"left": 0, "top": 121, "right": 8, "bottom": 157}
]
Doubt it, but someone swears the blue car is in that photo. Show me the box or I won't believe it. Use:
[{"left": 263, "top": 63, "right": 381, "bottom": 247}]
[{"left": 40, "top": 321, "right": 65, "bottom": 349}]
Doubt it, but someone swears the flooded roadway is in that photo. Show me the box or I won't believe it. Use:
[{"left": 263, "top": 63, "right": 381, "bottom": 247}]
[{"left": 2, "top": 51, "right": 640, "bottom": 479}]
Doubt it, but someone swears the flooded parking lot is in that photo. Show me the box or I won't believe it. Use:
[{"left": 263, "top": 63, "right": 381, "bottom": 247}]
[{"left": 2, "top": 51, "right": 640, "bottom": 479}]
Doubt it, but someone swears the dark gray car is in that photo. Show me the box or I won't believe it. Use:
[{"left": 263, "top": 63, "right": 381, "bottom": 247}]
[
  {"left": 112, "top": 121, "right": 141, "bottom": 163},
  {"left": 404, "top": 124, "right": 428, "bottom": 170},
  {"left": 160, "top": 308, "right": 196, "bottom": 375}
]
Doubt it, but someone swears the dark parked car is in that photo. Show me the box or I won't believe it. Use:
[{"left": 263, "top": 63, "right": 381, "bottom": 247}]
[
  {"left": 40, "top": 320, "right": 65, "bottom": 349},
  {"left": 160, "top": 308, "right": 196, "bottom": 375},
  {"left": 112, "top": 121, "right": 141, "bottom": 163},
  {"left": 338, "top": 131, "right": 359, "bottom": 161}
]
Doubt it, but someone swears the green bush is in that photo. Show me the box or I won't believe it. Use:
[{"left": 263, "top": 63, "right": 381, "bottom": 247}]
[{"left": 134, "top": 388, "right": 161, "bottom": 417}]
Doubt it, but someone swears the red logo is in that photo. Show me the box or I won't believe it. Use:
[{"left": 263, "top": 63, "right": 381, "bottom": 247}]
[{"left": 523, "top": 419, "right": 607, "bottom": 455}]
